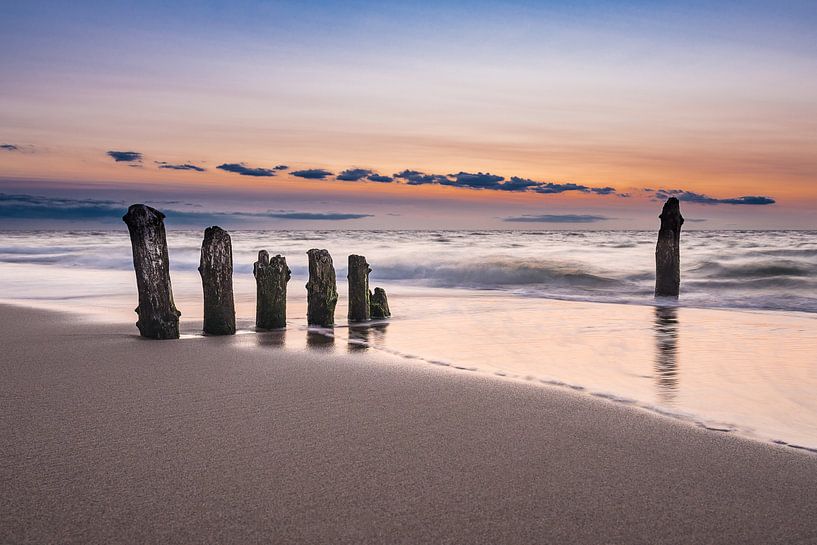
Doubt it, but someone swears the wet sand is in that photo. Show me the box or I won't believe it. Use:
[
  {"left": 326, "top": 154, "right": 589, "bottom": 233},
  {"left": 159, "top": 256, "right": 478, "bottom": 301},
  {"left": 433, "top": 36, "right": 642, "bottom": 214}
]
[{"left": 2, "top": 304, "right": 816, "bottom": 544}]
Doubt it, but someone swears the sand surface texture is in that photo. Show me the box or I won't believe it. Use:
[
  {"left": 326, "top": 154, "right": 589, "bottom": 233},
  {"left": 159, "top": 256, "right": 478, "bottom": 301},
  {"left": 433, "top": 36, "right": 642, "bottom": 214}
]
[{"left": 2, "top": 304, "right": 816, "bottom": 544}]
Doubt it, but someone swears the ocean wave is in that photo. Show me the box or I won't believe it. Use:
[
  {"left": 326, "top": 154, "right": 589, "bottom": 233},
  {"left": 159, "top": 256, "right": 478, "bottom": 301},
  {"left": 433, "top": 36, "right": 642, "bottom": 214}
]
[
  {"left": 372, "top": 258, "right": 623, "bottom": 289},
  {"left": 692, "top": 259, "right": 815, "bottom": 279}
]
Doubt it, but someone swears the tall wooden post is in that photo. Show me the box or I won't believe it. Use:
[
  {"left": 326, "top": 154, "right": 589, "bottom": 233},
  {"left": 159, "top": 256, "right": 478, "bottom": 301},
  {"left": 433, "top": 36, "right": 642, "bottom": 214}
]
[
  {"left": 254, "top": 250, "right": 290, "bottom": 329},
  {"left": 198, "top": 226, "right": 236, "bottom": 335},
  {"left": 347, "top": 254, "right": 371, "bottom": 322},
  {"left": 655, "top": 197, "right": 684, "bottom": 297},
  {"left": 306, "top": 249, "right": 338, "bottom": 327},
  {"left": 122, "top": 204, "right": 180, "bottom": 339}
]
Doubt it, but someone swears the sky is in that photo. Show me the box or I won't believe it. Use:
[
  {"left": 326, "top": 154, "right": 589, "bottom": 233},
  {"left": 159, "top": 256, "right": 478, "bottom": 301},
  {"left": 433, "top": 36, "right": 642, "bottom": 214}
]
[{"left": 1, "top": 0, "right": 815, "bottom": 229}]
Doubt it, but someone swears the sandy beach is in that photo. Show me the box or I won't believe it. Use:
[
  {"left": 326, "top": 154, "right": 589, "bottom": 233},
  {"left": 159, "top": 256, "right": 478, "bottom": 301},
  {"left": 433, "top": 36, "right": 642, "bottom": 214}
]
[{"left": 2, "top": 303, "right": 816, "bottom": 544}]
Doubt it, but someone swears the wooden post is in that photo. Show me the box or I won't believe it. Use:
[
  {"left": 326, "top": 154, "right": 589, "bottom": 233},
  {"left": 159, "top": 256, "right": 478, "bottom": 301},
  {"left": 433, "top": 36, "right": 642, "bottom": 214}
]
[
  {"left": 198, "top": 226, "right": 236, "bottom": 335},
  {"left": 306, "top": 249, "right": 338, "bottom": 327},
  {"left": 655, "top": 197, "right": 684, "bottom": 297},
  {"left": 254, "top": 250, "right": 290, "bottom": 329},
  {"left": 347, "top": 254, "right": 371, "bottom": 322},
  {"left": 370, "top": 287, "right": 391, "bottom": 319},
  {"left": 122, "top": 204, "right": 180, "bottom": 339}
]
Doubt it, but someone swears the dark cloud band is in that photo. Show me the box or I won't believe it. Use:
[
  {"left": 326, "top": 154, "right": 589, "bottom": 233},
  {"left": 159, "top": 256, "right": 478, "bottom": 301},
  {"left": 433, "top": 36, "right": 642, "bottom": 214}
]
[
  {"left": 653, "top": 189, "right": 775, "bottom": 205},
  {"left": 503, "top": 214, "right": 610, "bottom": 223},
  {"left": 156, "top": 162, "right": 206, "bottom": 172},
  {"left": 107, "top": 150, "right": 142, "bottom": 162},
  {"left": 217, "top": 163, "right": 277, "bottom": 177}
]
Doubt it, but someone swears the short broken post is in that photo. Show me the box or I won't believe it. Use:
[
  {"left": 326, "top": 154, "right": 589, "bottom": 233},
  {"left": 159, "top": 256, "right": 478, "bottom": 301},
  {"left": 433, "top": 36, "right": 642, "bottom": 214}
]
[
  {"left": 370, "top": 287, "right": 391, "bottom": 319},
  {"left": 306, "top": 249, "right": 338, "bottom": 327},
  {"left": 122, "top": 204, "right": 180, "bottom": 339},
  {"left": 254, "top": 250, "right": 290, "bottom": 329},
  {"left": 198, "top": 226, "right": 236, "bottom": 335},
  {"left": 347, "top": 254, "right": 371, "bottom": 322},
  {"left": 655, "top": 197, "right": 684, "bottom": 297}
]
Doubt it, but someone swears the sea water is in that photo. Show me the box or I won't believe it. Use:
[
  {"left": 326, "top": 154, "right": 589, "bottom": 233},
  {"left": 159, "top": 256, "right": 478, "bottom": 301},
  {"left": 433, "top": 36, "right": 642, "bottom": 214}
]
[{"left": 1, "top": 229, "right": 815, "bottom": 450}]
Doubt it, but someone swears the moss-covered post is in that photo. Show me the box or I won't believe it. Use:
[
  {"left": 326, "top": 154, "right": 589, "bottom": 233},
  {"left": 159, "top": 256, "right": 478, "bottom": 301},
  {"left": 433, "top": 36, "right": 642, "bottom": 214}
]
[
  {"left": 347, "top": 254, "right": 371, "bottom": 322},
  {"left": 655, "top": 197, "right": 684, "bottom": 297},
  {"left": 198, "top": 226, "right": 236, "bottom": 335},
  {"left": 306, "top": 249, "right": 338, "bottom": 327},
  {"left": 122, "top": 204, "right": 180, "bottom": 339},
  {"left": 370, "top": 287, "right": 391, "bottom": 319},
  {"left": 254, "top": 250, "right": 290, "bottom": 329}
]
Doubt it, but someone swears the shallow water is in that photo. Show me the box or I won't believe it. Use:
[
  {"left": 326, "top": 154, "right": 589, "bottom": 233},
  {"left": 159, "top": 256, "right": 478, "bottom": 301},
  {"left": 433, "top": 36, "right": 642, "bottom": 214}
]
[{"left": 1, "top": 229, "right": 816, "bottom": 451}]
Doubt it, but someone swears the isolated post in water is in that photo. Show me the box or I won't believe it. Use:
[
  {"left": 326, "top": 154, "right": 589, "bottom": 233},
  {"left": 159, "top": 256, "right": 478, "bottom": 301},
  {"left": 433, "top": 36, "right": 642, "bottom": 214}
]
[
  {"left": 198, "top": 226, "right": 236, "bottom": 335},
  {"left": 655, "top": 197, "right": 684, "bottom": 297},
  {"left": 306, "top": 249, "right": 338, "bottom": 327},
  {"left": 254, "top": 250, "right": 290, "bottom": 329},
  {"left": 347, "top": 254, "right": 371, "bottom": 322},
  {"left": 122, "top": 204, "right": 181, "bottom": 339},
  {"left": 370, "top": 287, "right": 391, "bottom": 319}
]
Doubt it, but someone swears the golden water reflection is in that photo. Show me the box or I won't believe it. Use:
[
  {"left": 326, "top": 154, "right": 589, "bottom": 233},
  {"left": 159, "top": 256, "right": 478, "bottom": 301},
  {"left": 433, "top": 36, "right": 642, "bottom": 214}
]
[{"left": 653, "top": 306, "right": 679, "bottom": 404}]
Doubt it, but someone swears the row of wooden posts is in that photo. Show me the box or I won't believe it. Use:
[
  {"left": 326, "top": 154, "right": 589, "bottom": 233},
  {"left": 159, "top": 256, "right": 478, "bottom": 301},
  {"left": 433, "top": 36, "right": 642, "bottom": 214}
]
[
  {"left": 123, "top": 196, "right": 685, "bottom": 340},
  {"left": 122, "top": 204, "right": 390, "bottom": 340}
]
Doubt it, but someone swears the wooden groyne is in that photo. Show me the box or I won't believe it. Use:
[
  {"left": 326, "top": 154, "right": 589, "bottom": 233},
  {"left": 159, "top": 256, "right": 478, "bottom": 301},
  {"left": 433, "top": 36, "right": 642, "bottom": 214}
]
[
  {"left": 306, "top": 249, "right": 339, "bottom": 327},
  {"left": 122, "top": 204, "right": 181, "bottom": 339},
  {"left": 655, "top": 197, "right": 684, "bottom": 297},
  {"left": 199, "top": 226, "right": 236, "bottom": 335},
  {"left": 254, "top": 250, "right": 290, "bottom": 329}
]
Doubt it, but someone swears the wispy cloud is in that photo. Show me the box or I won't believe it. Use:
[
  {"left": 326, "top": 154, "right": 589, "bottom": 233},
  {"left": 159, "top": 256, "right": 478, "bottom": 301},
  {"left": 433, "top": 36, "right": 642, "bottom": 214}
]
[
  {"left": 291, "top": 168, "right": 334, "bottom": 180},
  {"left": 107, "top": 150, "right": 142, "bottom": 163},
  {"left": 216, "top": 163, "right": 277, "bottom": 177},
  {"left": 652, "top": 189, "right": 775, "bottom": 205},
  {"left": 156, "top": 161, "right": 206, "bottom": 172},
  {"left": 502, "top": 214, "right": 610, "bottom": 223},
  {"left": 1, "top": 144, "right": 20, "bottom": 152},
  {"left": 273, "top": 164, "right": 289, "bottom": 170}
]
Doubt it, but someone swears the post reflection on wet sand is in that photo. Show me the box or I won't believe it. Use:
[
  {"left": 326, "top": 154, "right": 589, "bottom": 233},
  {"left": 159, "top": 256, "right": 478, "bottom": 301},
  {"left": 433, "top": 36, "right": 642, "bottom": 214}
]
[
  {"left": 654, "top": 306, "right": 679, "bottom": 404},
  {"left": 255, "top": 329, "right": 286, "bottom": 348},
  {"left": 347, "top": 323, "right": 390, "bottom": 353},
  {"left": 307, "top": 327, "right": 335, "bottom": 351}
]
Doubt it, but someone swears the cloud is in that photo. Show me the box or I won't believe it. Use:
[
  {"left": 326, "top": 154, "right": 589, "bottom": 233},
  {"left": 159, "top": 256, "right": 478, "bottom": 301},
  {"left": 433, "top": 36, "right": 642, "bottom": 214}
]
[
  {"left": 653, "top": 189, "right": 775, "bottom": 205},
  {"left": 367, "top": 173, "right": 393, "bottom": 183},
  {"left": 107, "top": 150, "right": 142, "bottom": 163},
  {"left": 393, "top": 170, "right": 450, "bottom": 185},
  {"left": 274, "top": 165, "right": 289, "bottom": 170},
  {"left": 1, "top": 144, "right": 20, "bottom": 152},
  {"left": 337, "top": 168, "right": 372, "bottom": 181},
  {"left": 445, "top": 171, "right": 505, "bottom": 189},
  {"left": 502, "top": 214, "right": 610, "bottom": 223},
  {"left": 156, "top": 161, "right": 206, "bottom": 172},
  {"left": 291, "top": 168, "right": 334, "bottom": 180},
  {"left": 499, "top": 177, "right": 541, "bottom": 192},
  {"left": 217, "top": 163, "right": 276, "bottom": 177},
  {"left": 0, "top": 193, "right": 372, "bottom": 226},
  {"left": 266, "top": 211, "right": 372, "bottom": 220},
  {"left": 390, "top": 170, "right": 623, "bottom": 196}
]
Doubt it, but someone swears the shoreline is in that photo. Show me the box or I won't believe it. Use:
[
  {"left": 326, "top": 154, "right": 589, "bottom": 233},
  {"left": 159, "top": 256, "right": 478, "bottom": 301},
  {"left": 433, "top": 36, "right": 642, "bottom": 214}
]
[
  {"left": 2, "top": 303, "right": 817, "bottom": 544},
  {"left": 3, "top": 298, "right": 817, "bottom": 453}
]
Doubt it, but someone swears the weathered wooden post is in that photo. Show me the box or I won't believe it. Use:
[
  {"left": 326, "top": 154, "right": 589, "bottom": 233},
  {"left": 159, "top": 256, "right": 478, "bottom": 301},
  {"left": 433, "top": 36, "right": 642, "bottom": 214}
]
[
  {"left": 655, "top": 197, "right": 684, "bottom": 297},
  {"left": 306, "top": 249, "right": 338, "bottom": 327},
  {"left": 198, "top": 226, "right": 236, "bottom": 335},
  {"left": 254, "top": 250, "right": 290, "bottom": 329},
  {"left": 122, "top": 204, "right": 180, "bottom": 339},
  {"left": 347, "top": 254, "right": 371, "bottom": 322},
  {"left": 370, "top": 287, "right": 391, "bottom": 319}
]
